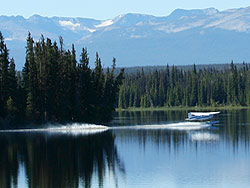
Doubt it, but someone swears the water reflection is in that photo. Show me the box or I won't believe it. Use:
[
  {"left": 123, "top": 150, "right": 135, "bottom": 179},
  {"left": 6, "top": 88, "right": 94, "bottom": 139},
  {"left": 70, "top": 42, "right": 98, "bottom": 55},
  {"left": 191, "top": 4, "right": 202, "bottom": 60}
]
[
  {"left": 189, "top": 131, "right": 220, "bottom": 142},
  {"left": 113, "top": 109, "right": 250, "bottom": 147},
  {"left": 0, "top": 109, "right": 249, "bottom": 188},
  {"left": 112, "top": 110, "right": 188, "bottom": 126},
  {"left": 0, "top": 131, "right": 125, "bottom": 188}
]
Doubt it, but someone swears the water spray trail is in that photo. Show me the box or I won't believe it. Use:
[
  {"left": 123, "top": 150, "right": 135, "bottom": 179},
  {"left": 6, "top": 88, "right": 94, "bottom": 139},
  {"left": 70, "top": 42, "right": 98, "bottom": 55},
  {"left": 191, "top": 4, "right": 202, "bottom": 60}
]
[
  {"left": 110, "top": 122, "right": 212, "bottom": 131},
  {"left": 0, "top": 123, "right": 109, "bottom": 135},
  {"left": 0, "top": 121, "right": 216, "bottom": 134}
]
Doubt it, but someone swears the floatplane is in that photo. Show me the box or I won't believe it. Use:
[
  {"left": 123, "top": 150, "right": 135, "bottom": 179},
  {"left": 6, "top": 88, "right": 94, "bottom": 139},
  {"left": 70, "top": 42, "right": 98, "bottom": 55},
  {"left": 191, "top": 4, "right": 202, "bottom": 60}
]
[{"left": 186, "top": 111, "right": 220, "bottom": 121}]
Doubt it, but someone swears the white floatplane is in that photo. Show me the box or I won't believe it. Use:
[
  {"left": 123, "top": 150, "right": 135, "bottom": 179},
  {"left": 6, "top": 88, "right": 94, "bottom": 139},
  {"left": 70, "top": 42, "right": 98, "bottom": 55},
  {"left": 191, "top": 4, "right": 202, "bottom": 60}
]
[{"left": 185, "top": 111, "right": 220, "bottom": 121}]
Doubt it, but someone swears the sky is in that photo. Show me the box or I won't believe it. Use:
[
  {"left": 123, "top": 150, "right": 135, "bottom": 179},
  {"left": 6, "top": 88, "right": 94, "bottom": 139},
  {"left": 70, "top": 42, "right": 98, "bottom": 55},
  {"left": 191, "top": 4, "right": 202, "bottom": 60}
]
[{"left": 1, "top": 0, "right": 250, "bottom": 19}]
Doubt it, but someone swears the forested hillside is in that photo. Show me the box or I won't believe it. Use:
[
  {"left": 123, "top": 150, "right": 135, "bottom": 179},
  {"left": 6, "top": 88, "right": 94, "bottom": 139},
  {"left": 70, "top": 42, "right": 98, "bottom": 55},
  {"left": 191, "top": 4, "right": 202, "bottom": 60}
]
[
  {"left": 118, "top": 63, "right": 250, "bottom": 108},
  {"left": 0, "top": 32, "right": 124, "bottom": 126}
]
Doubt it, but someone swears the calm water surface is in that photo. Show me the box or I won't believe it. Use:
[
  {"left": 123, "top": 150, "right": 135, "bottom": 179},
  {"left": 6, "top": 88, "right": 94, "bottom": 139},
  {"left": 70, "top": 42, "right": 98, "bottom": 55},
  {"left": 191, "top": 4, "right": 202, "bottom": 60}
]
[{"left": 0, "top": 109, "right": 250, "bottom": 188}]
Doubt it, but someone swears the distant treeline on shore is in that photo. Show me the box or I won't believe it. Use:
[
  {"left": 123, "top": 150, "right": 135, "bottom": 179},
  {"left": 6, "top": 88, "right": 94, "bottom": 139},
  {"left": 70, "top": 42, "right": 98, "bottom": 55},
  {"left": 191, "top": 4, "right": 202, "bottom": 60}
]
[
  {"left": 113, "top": 63, "right": 248, "bottom": 74},
  {"left": 118, "top": 62, "right": 250, "bottom": 109},
  {"left": 0, "top": 32, "right": 124, "bottom": 126}
]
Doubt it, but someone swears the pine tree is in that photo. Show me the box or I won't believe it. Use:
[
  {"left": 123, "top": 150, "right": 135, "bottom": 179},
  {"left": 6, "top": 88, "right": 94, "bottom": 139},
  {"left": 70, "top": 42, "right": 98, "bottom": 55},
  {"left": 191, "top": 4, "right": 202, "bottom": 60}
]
[
  {"left": 93, "top": 52, "right": 105, "bottom": 121},
  {"left": 0, "top": 32, "right": 10, "bottom": 118},
  {"left": 7, "top": 58, "right": 18, "bottom": 116},
  {"left": 190, "top": 64, "right": 198, "bottom": 106},
  {"left": 24, "top": 33, "right": 39, "bottom": 120},
  {"left": 76, "top": 48, "right": 93, "bottom": 121}
]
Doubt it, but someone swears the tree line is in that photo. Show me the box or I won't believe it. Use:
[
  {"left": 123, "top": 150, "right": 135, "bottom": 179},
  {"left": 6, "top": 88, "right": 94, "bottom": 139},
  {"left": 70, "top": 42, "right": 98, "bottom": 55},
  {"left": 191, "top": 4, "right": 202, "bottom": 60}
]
[
  {"left": 118, "top": 63, "right": 250, "bottom": 108},
  {"left": 0, "top": 32, "right": 124, "bottom": 126}
]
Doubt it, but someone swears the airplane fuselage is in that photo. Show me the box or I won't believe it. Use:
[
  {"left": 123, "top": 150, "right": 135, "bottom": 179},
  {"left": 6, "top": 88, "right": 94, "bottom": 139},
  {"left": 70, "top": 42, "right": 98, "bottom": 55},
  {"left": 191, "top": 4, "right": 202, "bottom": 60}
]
[{"left": 185, "top": 112, "right": 220, "bottom": 121}]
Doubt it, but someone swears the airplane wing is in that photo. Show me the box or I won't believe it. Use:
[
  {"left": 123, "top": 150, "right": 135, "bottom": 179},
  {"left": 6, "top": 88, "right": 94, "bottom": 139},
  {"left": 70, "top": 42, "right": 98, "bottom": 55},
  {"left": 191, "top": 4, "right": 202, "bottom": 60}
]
[
  {"left": 190, "top": 112, "right": 220, "bottom": 116},
  {"left": 186, "top": 111, "right": 220, "bottom": 121}
]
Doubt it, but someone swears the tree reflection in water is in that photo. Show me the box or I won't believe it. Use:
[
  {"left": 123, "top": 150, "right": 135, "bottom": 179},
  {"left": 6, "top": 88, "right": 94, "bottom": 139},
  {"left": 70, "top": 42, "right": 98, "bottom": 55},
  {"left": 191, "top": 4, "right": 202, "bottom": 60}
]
[
  {"left": 0, "top": 131, "right": 125, "bottom": 188},
  {"left": 0, "top": 109, "right": 249, "bottom": 188},
  {"left": 112, "top": 109, "right": 250, "bottom": 149},
  {"left": 113, "top": 110, "right": 188, "bottom": 126}
]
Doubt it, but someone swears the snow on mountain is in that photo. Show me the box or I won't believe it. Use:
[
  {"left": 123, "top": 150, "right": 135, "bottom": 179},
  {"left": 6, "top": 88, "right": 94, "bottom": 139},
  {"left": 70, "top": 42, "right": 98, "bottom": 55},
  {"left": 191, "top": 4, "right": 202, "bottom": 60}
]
[
  {"left": 1, "top": 7, "right": 250, "bottom": 69},
  {"left": 95, "top": 19, "right": 114, "bottom": 28},
  {"left": 59, "top": 20, "right": 80, "bottom": 30}
]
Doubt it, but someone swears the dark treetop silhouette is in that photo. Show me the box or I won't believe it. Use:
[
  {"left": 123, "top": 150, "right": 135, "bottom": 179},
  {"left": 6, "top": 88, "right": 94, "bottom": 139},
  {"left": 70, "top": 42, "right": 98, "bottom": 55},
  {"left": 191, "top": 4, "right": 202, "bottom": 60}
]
[{"left": 0, "top": 32, "right": 124, "bottom": 126}]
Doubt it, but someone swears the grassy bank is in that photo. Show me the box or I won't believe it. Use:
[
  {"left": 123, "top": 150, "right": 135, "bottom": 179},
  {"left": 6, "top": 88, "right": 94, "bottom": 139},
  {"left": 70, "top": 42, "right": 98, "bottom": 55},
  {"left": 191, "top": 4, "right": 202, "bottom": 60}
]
[{"left": 116, "top": 105, "right": 250, "bottom": 112}]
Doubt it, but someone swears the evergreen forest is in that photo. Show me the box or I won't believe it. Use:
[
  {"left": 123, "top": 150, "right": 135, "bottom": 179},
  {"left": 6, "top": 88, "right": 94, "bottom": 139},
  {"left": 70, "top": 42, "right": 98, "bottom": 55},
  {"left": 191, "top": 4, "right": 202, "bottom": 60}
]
[
  {"left": 118, "top": 63, "right": 250, "bottom": 108},
  {"left": 0, "top": 32, "right": 124, "bottom": 126}
]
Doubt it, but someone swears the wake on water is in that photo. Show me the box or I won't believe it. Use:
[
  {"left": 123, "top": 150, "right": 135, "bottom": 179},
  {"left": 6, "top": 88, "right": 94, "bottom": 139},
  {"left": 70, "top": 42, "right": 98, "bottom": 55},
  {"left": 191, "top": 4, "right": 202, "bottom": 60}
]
[
  {"left": 0, "top": 123, "right": 109, "bottom": 135},
  {"left": 0, "top": 121, "right": 215, "bottom": 135},
  {"left": 112, "top": 122, "right": 213, "bottom": 131}
]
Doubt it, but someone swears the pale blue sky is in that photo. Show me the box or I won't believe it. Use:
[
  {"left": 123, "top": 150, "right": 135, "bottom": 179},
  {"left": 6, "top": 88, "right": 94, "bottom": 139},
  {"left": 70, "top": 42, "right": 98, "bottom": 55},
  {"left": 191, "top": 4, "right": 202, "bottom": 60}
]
[{"left": 2, "top": 0, "right": 250, "bottom": 19}]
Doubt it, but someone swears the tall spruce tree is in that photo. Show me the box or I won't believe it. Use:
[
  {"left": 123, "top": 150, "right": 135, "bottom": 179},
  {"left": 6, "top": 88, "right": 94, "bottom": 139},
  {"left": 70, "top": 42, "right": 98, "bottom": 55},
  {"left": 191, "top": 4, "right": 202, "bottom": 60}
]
[
  {"left": 7, "top": 58, "right": 18, "bottom": 117},
  {"left": 24, "top": 33, "right": 39, "bottom": 120},
  {"left": 190, "top": 64, "right": 198, "bottom": 106},
  {"left": 0, "top": 32, "right": 10, "bottom": 118},
  {"left": 76, "top": 48, "right": 93, "bottom": 122},
  {"left": 93, "top": 52, "right": 104, "bottom": 121}
]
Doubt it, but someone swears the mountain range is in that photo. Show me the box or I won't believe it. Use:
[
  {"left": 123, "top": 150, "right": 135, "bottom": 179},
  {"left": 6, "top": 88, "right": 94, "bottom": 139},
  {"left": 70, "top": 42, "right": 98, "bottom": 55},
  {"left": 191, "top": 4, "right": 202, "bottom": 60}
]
[{"left": 1, "top": 6, "right": 250, "bottom": 69}]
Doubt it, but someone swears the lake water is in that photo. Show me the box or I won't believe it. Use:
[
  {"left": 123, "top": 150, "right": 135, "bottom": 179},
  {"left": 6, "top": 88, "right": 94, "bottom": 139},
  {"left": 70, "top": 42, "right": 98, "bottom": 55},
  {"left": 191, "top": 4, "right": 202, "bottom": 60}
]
[{"left": 0, "top": 109, "right": 250, "bottom": 188}]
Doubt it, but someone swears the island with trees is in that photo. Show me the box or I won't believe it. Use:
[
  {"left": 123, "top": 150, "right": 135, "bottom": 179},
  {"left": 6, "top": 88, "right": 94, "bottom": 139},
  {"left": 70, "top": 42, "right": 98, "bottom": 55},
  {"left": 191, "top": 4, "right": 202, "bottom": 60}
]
[{"left": 0, "top": 32, "right": 124, "bottom": 126}]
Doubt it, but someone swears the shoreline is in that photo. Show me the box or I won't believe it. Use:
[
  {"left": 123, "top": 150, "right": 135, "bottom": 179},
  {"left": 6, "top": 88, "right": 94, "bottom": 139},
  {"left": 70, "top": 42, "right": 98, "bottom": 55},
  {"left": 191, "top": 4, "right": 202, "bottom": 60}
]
[{"left": 115, "top": 106, "right": 250, "bottom": 112}]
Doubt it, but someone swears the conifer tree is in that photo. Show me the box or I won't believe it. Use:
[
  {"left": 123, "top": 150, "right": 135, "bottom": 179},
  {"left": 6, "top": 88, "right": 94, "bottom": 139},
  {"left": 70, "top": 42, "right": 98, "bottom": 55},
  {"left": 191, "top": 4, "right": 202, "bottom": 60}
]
[
  {"left": 0, "top": 32, "right": 10, "bottom": 118},
  {"left": 93, "top": 52, "right": 104, "bottom": 120},
  {"left": 77, "top": 48, "right": 93, "bottom": 122},
  {"left": 24, "top": 33, "right": 39, "bottom": 120},
  {"left": 7, "top": 58, "right": 18, "bottom": 118},
  {"left": 190, "top": 64, "right": 198, "bottom": 106}
]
